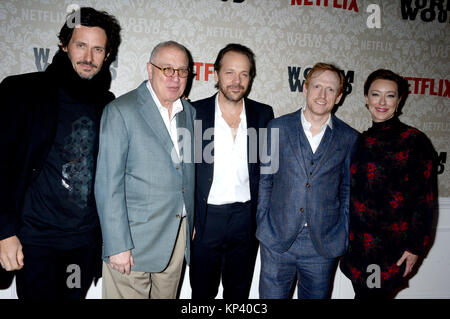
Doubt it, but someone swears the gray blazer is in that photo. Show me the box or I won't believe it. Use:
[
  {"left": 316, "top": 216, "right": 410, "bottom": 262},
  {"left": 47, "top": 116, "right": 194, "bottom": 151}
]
[
  {"left": 256, "top": 109, "right": 359, "bottom": 258},
  {"left": 95, "top": 81, "right": 195, "bottom": 272}
]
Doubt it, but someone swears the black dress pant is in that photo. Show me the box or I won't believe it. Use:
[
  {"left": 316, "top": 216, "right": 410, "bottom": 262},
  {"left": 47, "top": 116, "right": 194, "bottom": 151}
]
[
  {"left": 15, "top": 243, "right": 100, "bottom": 299},
  {"left": 190, "top": 201, "right": 258, "bottom": 299}
]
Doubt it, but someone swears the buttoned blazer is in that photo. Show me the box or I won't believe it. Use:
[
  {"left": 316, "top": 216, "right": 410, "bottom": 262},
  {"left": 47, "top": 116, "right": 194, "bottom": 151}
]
[
  {"left": 256, "top": 109, "right": 359, "bottom": 258},
  {"left": 95, "top": 81, "right": 196, "bottom": 272},
  {"left": 192, "top": 94, "right": 274, "bottom": 240}
]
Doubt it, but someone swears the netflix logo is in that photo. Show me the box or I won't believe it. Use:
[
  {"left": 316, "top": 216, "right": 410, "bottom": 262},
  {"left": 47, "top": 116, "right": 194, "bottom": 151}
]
[
  {"left": 291, "top": 0, "right": 359, "bottom": 12},
  {"left": 404, "top": 77, "right": 450, "bottom": 98},
  {"left": 193, "top": 62, "right": 215, "bottom": 82}
]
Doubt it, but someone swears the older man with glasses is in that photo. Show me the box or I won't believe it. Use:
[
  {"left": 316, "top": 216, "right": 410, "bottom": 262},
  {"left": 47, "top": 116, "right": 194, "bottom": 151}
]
[{"left": 94, "top": 41, "right": 196, "bottom": 299}]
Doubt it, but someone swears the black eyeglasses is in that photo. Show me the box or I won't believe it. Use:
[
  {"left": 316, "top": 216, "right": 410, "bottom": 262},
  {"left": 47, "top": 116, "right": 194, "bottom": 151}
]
[{"left": 150, "top": 62, "right": 190, "bottom": 78}]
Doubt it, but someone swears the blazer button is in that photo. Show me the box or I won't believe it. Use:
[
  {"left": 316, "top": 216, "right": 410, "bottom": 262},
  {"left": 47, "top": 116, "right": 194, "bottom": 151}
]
[
  {"left": 306, "top": 183, "right": 311, "bottom": 188},
  {"left": 300, "top": 208, "right": 304, "bottom": 213},
  {"left": 176, "top": 166, "right": 179, "bottom": 170},
  {"left": 176, "top": 214, "right": 180, "bottom": 219},
  {"left": 182, "top": 187, "right": 185, "bottom": 193}
]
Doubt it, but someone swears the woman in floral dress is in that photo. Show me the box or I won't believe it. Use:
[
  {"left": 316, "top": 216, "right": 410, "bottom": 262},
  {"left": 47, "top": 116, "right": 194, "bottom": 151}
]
[{"left": 339, "top": 69, "right": 438, "bottom": 299}]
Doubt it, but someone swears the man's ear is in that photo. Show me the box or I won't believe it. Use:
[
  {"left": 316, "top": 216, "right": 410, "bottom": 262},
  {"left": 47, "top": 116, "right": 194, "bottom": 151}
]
[
  {"left": 147, "top": 62, "right": 153, "bottom": 81},
  {"left": 335, "top": 92, "right": 343, "bottom": 105}
]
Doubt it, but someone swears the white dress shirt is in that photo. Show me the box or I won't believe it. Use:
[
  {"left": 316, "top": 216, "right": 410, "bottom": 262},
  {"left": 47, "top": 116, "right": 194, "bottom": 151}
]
[
  {"left": 300, "top": 106, "right": 333, "bottom": 154},
  {"left": 146, "top": 81, "right": 186, "bottom": 217},
  {"left": 207, "top": 96, "right": 251, "bottom": 205}
]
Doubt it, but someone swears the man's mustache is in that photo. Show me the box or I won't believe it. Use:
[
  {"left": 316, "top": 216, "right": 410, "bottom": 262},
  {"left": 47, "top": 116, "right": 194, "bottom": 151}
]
[
  {"left": 227, "top": 85, "right": 245, "bottom": 90},
  {"left": 77, "top": 61, "right": 98, "bottom": 69}
]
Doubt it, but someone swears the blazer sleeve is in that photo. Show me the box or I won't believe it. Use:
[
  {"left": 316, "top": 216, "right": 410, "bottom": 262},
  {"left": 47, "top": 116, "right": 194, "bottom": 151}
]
[
  {"left": 339, "top": 132, "right": 359, "bottom": 238},
  {"left": 256, "top": 119, "right": 277, "bottom": 225},
  {"left": 405, "top": 133, "right": 438, "bottom": 256},
  {"left": 267, "top": 106, "right": 275, "bottom": 123},
  {"left": 94, "top": 102, "right": 134, "bottom": 258},
  {"left": 0, "top": 77, "right": 24, "bottom": 240}
]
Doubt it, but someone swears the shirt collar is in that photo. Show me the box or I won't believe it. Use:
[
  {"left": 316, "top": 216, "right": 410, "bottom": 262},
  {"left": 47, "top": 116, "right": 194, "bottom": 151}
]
[
  {"left": 146, "top": 80, "right": 183, "bottom": 118},
  {"left": 215, "top": 94, "right": 247, "bottom": 121},
  {"left": 300, "top": 106, "right": 333, "bottom": 130}
]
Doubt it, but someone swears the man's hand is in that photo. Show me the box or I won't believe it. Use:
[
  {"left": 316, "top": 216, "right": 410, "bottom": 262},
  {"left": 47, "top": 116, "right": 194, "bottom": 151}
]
[
  {"left": 109, "top": 250, "right": 134, "bottom": 275},
  {"left": 0, "top": 236, "right": 24, "bottom": 271},
  {"left": 397, "top": 250, "right": 419, "bottom": 277}
]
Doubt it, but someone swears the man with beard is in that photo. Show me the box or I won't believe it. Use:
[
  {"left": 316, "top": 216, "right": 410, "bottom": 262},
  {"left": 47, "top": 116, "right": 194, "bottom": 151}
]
[
  {"left": 0, "top": 7, "right": 121, "bottom": 299},
  {"left": 189, "top": 43, "right": 274, "bottom": 299}
]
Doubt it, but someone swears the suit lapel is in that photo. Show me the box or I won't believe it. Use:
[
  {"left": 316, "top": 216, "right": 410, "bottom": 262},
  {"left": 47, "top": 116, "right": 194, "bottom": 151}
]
[
  {"left": 175, "top": 102, "right": 187, "bottom": 161},
  {"left": 202, "top": 95, "right": 216, "bottom": 158},
  {"left": 309, "top": 126, "right": 333, "bottom": 176},
  {"left": 245, "top": 98, "right": 257, "bottom": 178},
  {"left": 137, "top": 81, "right": 175, "bottom": 157},
  {"left": 286, "top": 110, "right": 308, "bottom": 177},
  {"left": 203, "top": 95, "right": 216, "bottom": 135},
  {"left": 196, "top": 95, "right": 216, "bottom": 190},
  {"left": 311, "top": 116, "right": 340, "bottom": 173}
]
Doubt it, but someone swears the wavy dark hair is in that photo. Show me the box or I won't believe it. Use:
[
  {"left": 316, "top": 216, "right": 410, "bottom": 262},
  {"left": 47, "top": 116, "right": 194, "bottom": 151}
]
[
  {"left": 214, "top": 43, "right": 256, "bottom": 89},
  {"left": 58, "top": 7, "right": 121, "bottom": 64}
]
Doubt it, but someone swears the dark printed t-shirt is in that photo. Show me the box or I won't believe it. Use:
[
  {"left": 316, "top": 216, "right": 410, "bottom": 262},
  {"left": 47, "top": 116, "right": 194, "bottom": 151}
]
[{"left": 20, "top": 88, "right": 101, "bottom": 249}]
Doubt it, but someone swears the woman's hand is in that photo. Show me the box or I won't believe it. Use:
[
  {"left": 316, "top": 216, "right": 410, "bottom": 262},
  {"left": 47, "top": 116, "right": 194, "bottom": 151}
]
[{"left": 396, "top": 251, "right": 418, "bottom": 277}]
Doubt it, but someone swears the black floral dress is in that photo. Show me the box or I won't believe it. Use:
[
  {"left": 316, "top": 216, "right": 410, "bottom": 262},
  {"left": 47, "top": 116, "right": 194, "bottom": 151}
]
[{"left": 340, "top": 116, "right": 437, "bottom": 290}]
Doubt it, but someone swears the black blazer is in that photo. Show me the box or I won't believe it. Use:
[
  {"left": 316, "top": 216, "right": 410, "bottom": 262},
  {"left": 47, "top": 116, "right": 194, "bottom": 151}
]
[
  {"left": 0, "top": 71, "right": 113, "bottom": 240},
  {"left": 192, "top": 94, "right": 274, "bottom": 240}
]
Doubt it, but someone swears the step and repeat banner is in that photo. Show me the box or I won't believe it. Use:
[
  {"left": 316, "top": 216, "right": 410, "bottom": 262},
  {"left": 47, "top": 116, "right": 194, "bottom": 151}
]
[{"left": 0, "top": 0, "right": 448, "bottom": 195}]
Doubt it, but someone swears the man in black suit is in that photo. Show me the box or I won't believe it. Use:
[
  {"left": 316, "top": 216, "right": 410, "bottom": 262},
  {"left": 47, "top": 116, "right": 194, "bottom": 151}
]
[
  {"left": 190, "top": 43, "right": 274, "bottom": 299},
  {"left": 0, "top": 7, "right": 121, "bottom": 299}
]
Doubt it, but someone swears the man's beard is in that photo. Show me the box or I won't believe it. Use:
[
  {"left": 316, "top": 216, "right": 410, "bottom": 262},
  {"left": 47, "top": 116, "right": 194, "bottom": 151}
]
[
  {"left": 76, "top": 61, "right": 99, "bottom": 80},
  {"left": 220, "top": 84, "right": 248, "bottom": 102}
]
